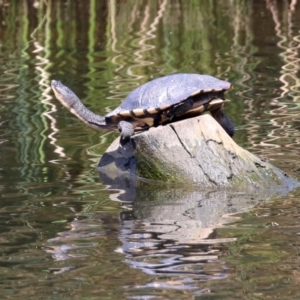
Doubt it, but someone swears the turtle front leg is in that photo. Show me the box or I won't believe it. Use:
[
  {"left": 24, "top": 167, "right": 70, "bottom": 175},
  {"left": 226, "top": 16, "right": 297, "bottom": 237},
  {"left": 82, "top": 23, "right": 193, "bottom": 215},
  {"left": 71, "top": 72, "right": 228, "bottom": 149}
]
[{"left": 118, "top": 120, "right": 135, "bottom": 146}]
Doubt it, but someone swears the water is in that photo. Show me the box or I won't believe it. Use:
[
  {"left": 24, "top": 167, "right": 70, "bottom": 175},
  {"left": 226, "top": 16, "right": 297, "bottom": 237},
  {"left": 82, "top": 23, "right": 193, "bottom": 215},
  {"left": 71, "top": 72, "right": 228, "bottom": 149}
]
[{"left": 0, "top": 0, "right": 300, "bottom": 298}]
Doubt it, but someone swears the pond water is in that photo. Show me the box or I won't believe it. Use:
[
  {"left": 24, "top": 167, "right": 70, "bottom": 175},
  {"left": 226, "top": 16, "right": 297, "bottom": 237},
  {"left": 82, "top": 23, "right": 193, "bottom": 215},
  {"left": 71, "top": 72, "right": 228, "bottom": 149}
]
[{"left": 1, "top": 0, "right": 300, "bottom": 299}]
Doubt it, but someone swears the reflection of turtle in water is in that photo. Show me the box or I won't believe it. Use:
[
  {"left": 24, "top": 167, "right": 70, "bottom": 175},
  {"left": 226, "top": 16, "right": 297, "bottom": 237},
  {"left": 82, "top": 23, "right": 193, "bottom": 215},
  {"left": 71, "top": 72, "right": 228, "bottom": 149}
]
[{"left": 51, "top": 73, "right": 234, "bottom": 146}]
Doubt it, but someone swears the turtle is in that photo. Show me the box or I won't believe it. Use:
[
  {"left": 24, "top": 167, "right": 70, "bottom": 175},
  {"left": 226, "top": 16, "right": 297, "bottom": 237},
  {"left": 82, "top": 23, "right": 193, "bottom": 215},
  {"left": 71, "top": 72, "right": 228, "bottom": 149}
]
[{"left": 51, "top": 73, "right": 234, "bottom": 146}]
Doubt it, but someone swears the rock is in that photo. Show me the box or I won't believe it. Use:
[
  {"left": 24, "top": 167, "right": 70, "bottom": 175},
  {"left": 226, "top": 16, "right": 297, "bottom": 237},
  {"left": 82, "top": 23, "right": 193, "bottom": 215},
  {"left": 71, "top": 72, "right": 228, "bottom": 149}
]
[{"left": 98, "top": 115, "right": 299, "bottom": 191}]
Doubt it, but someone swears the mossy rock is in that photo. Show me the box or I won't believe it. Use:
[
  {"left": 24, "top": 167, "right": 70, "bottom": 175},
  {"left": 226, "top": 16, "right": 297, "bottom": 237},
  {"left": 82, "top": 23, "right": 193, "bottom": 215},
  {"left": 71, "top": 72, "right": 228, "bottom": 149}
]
[{"left": 98, "top": 115, "right": 299, "bottom": 192}]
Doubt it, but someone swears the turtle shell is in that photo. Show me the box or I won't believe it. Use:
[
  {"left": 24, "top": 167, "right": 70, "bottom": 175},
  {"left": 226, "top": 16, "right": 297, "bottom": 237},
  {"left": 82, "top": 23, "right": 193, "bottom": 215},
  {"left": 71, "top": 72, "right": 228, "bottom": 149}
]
[{"left": 105, "top": 73, "right": 231, "bottom": 131}]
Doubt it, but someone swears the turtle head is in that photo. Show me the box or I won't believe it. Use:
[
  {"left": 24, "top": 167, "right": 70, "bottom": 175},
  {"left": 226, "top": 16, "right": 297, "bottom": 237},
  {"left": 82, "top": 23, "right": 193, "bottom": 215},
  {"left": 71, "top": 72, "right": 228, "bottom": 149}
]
[{"left": 51, "top": 80, "right": 78, "bottom": 109}]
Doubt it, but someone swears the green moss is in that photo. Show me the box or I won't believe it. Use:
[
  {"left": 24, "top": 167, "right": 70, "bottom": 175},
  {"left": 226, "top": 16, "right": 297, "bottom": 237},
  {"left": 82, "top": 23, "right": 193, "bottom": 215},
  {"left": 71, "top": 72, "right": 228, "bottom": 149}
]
[
  {"left": 227, "top": 163, "right": 284, "bottom": 190},
  {"left": 135, "top": 152, "right": 184, "bottom": 182}
]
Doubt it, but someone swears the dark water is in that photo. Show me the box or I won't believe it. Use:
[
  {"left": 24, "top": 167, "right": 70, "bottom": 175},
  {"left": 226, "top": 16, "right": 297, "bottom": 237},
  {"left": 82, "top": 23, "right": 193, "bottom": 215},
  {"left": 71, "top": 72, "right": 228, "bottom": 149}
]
[{"left": 1, "top": 0, "right": 300, "bottom": 299}]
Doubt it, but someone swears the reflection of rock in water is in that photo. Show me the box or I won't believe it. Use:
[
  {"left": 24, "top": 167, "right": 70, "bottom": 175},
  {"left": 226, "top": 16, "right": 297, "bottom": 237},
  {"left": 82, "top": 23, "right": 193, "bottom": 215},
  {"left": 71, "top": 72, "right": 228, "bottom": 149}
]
[
  {"left": 118, "top": 211, "right": 234, "bottom": 290},
  {"left": 99, "top": 171, "right": 137, "bottom": 203},
  {"left": 117, "top": 187, "right": 270, "bottom": 289},
  {"left": 99, "top": 166, "right": 296, "bottom": 291}
]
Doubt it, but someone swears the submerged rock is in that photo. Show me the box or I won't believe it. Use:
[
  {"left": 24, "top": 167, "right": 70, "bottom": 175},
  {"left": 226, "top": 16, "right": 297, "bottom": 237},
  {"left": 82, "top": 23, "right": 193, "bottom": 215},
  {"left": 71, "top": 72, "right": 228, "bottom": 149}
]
[{"left": 98, "top": 115, "right": 299, "bottom": 192}]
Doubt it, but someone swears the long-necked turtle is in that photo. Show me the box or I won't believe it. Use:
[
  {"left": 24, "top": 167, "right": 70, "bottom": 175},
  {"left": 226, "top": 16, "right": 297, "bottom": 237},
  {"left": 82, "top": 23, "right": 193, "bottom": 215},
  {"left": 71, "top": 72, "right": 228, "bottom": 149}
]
[{"left": 51, "top": 73, "right": 234, "bottom": 145}]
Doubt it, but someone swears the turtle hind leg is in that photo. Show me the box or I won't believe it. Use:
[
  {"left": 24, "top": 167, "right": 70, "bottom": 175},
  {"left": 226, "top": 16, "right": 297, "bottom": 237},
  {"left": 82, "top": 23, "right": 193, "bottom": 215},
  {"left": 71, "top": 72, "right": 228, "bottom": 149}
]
[
  {"left": 211, "top": 107, "right": 235, "bottom": 137},
  {"left": 220, "top": 112, "right": 235, "bottom": 137},
  {"left": 118, "top": 120, "right": 135, "bottom": 146}
]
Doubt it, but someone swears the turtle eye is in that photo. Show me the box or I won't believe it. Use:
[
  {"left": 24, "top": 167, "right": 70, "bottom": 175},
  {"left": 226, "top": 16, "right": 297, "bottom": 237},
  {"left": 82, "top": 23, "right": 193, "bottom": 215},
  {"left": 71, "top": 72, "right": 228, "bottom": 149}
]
[{"left": 51, "top": 80, "right": 60, "bottom": 87}]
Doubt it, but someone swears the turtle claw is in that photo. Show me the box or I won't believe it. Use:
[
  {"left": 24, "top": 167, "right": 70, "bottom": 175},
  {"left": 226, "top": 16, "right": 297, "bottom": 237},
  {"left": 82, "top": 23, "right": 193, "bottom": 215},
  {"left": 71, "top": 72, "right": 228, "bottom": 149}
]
[{"left": 118, "top": 121, "right": 135, "bottom": 147}]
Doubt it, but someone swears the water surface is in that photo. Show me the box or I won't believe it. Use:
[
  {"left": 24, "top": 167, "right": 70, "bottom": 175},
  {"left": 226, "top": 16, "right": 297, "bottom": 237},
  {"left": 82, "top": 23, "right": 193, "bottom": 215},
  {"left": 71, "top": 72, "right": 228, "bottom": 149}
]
[{"left": 0, "top": 0, "right": 300, "bottom": 299}]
